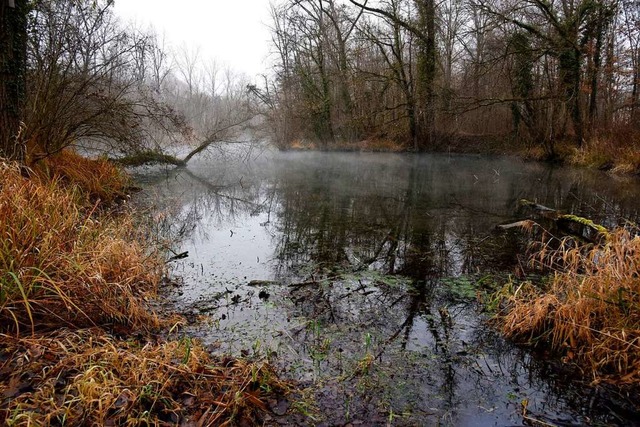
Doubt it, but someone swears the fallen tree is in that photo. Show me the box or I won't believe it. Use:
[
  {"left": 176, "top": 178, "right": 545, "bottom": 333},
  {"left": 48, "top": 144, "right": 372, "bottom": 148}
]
[
  {"left": 114, "top": 115, "right": 255, "bottom": 168},
  {"left": 497, "top": 199, "right": 608, "bottom": 242}
]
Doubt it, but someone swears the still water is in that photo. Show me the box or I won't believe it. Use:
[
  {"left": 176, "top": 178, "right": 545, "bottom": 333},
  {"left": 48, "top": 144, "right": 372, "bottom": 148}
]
[{"left": 134, "top": 150, "right": 640, "bottom": 426}]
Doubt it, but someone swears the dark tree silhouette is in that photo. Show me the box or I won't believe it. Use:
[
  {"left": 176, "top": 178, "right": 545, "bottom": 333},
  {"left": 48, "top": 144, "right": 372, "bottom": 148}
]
[{"left": 0, "top": 0, "right": 28, "bottom": 161}]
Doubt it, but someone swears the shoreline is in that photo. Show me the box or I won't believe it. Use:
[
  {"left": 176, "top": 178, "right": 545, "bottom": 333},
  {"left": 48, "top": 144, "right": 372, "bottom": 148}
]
[
  {"left": 280, "top": 137, "right": 640, "bottom": 177},
  {"left": 0, "top": 154, "right": 286, "bottom": 425}
]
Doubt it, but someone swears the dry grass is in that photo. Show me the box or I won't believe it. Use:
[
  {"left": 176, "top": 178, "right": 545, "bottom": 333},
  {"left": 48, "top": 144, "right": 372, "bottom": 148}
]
[
  {"left": 289, "top": 139, "right": 316, "bottom": 150},
  {"left": 0, "top": 329, "right": 286, "bottom": 426},
  {"left": 0, "top": 161, "right": 162, "bottom": 334},
  {"left": 517, "top": 128, "right": 640, "bottom": 175},
  {"left": 498, "top": 228, "right": 640, "bottom": 385},
  {"left": 0, "top": 157, "right": 288, "bottom": 424},
  {"left": 569, "top": 130, "right": 640, "bottom": 174},
  {"left": 34, "top": 150, "right": 132, "bottom": 203}
]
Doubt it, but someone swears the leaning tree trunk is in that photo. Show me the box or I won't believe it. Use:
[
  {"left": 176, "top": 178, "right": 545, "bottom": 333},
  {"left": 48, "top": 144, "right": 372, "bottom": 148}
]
[{"left": 0, "top": 0, "right": 28, "bottom": 162}]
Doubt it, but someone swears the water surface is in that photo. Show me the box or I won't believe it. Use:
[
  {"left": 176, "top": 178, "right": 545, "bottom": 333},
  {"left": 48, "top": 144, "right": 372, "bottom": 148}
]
[{"left": 134, "top": 150, "right": 640, "bottom": 426}]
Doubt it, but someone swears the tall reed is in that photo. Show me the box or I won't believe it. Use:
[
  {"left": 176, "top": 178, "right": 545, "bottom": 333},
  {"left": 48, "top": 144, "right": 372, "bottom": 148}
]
[
  {"left": 34, "top": 149, "right": 131, "bottom": 203},
  {"left": 499, "top": 229, "right": 640, "bottom": 385}
]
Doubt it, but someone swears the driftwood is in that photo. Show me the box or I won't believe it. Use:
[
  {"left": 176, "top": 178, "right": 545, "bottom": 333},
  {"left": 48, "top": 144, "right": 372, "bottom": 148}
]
[
  {"left": 166, "top": 251, "right": 189, "bottom": 263},
  {"left": 247, "top": 280, "right": 280, "bottom": 287},
  {"left": 519, "top": 199, "right": 557, "bottom": 214},
  {"left": 497, "top": 199, "right": 608, "bottom": 242},
  {"left": 497, "top": 219, "right": 536, "bottom": 231}
]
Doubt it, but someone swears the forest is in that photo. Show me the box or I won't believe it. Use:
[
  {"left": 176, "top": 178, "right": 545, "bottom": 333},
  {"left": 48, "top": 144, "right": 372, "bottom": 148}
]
[
  {"left": 3, "top": 0, "right": 639, "bottom": 165},
  {"left": 263, "top": 0, "right": 640, "bottom": 164}
]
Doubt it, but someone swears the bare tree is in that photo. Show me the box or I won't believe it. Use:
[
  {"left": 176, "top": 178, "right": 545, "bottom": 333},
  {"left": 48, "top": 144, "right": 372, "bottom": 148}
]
[
  {"left": 356, "top": 0, "right": 419, "bottom": 144},
  {"left": 22, "top": 0, "right": 190, "bottom": 163},
  {"left": 349, "top": 0, "right": 438, "bottom": 148},
  {"left": 264, "top": 0, "right": 638, "bottom": 153}
]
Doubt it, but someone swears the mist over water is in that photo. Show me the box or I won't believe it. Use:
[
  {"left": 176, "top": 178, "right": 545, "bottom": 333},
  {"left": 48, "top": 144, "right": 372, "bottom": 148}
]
[{"left": 134, "top": 151, "right": 640, "bottom": 425}]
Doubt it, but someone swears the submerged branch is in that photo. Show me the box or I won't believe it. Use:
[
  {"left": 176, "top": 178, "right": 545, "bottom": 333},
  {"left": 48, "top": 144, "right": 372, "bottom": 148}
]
[{"left": 497, "top": 199, "right": 608, "bottom": 242}]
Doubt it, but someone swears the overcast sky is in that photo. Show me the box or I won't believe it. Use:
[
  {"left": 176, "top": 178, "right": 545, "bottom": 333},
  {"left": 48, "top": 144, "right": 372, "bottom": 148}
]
[{"left": 113, "top": 0, "right": 274, "bottom": 78}]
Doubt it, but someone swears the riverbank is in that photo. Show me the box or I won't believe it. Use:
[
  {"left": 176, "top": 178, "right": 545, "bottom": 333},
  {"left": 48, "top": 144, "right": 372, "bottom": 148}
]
[
  {"left": 285, "top": 132, "right": 640, "bottom": 176},
  {"left": 0, "top": 152, "right": 285, "bottom": 425},
  {"left": 495, "top": 225, "right": 640, "bottom": 388},
  {"left": 490, "top": 199, "right": 640, "bottom": 408}
]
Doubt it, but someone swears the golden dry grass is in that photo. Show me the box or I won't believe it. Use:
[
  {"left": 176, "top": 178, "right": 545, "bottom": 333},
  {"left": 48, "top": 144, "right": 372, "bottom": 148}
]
[
  {"left": 0, "top": 161, "right": 162, "bottom": 334},
  {"left": 0, "top": 329, "right": 286, "bottom": 426},
  {"left": 35, "top": 150, "right": 132, "bottom": 203},
  {"left": 289, "top": 139, "right": 316, "bottom": 150},
  {"left": 569, "top": 132, "right": 640, "bottom": 174},
  {"left": 499, "top": 228, "right": 640, "bottom": 385},
  {"left": 0, "top": 157, "right": 288, "bottom": 424}
]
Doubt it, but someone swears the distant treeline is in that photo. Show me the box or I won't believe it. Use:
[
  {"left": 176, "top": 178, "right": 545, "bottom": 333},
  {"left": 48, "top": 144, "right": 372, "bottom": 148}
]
[
  {"left": 1, "top": 0, "right": 255, "bottom": 166},
  {"left": 260, "top": 0, "right": 640, "bottom": 156}
]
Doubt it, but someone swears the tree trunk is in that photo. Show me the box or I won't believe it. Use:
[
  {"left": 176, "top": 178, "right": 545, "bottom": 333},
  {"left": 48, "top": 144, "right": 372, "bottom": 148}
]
[
  {"left": 603, "top": 28, "right": 615, "bottom": 129},
  {"left": 414, "top": 0, "right": 437, "bottom": 149},
  {"left": 0, "top": 0, "right": 28, "bottom": 162},
  {"left": 588, "top": 17, "right": 604, "bottom": 130},
  {"left": 334, "top": 31, "right": 354, "bottom": 140},
  {"left": 558, "top": 45, "right": 583, "bottom": 147},
  {"left": 390, "top": 20, "right": 417, "bottom": 147},
  {"left": 632, "top": 49, "right": 640, "bottom": 126}
]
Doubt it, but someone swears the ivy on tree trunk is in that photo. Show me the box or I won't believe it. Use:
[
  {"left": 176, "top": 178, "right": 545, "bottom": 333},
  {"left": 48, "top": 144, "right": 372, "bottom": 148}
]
[{"left": 0, "top": 0, "right": 28, "bottom": 161}]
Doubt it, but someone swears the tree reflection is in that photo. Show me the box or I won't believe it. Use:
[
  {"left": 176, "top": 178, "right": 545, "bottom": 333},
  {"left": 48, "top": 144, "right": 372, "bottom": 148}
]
[{"left": 136, "top": 152, "right": 640, "bottom": 424}]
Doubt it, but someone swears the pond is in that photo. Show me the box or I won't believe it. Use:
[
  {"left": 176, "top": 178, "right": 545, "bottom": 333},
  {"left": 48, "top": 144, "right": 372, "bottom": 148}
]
[{"left": 134, "top": 149, "right": 640, "bottom": 426}]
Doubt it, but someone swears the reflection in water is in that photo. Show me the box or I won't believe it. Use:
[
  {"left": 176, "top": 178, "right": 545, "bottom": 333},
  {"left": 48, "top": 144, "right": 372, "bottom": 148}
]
[{"left": 134, "top": 151, "right": 640, "bottom": 425}]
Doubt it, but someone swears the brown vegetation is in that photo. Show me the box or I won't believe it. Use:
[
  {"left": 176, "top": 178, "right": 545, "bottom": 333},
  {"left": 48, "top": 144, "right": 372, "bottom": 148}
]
[
  {"left": 35, "top": 150, "right": 133, "bottom": 203},
  {"left": 0, "top": 158, "right": 286, "bottom": 425},
  {"left": 520, "top": 126, "right": 640, "bottom": 175},
  {"left": 569, "top": 130, "right": 640, "bottom": 175},
  {"left": 0, "top": 329, "right": 284, "bottom": 426},
  {"left": 498, "top": 228, "right": 640, "bottom": 386},
  {"left": 0, "top": 160, "right": 159, "bottom": 334}
]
